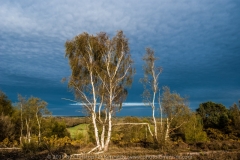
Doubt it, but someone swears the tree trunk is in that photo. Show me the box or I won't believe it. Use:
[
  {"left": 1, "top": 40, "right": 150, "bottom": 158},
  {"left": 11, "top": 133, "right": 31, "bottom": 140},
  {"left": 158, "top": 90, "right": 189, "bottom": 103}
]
[
  {"left": 160, "top": 105, "right": 163, "bottom": 134},
  {"left": 158, "top": 90, "right": 163, "bottom": 134},
  {"left": 90, "top": 68, "right": 102, "bottom": 151},
  {"left": 92, "top": 112, "right": 101, "bottom": 150},
  {"left": 20, "top": 104, "right": 23, "bottom": 145},
  {"left": 36, "top": 107, "right": 41, "bottom": 144},
  {"left": 152, "top": 92, "right": 158, "bottom": 142},
  {"left": 25, "top": 119, "right": 31, "bottom": 143},
  {"left": 100, "top": 124, "right": 105, "bottom": 149},
  {"left": 165, "top": 118, "right": 169, "bottom": 141},
  {"left": 104, "top": 110, "right": 112, "bottom": 151}
]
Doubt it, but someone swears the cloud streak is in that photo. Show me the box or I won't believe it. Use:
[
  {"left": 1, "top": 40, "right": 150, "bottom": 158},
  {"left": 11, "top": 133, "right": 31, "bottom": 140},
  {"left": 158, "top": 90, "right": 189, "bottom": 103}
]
[{"left": 70, "top": 102, "right": 150, "bottom": 107}]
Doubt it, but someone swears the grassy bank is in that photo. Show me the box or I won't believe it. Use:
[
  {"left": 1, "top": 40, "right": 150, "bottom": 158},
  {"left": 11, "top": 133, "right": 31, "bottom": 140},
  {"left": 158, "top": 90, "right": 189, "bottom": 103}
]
[{"left": 67, "top": 123, "right": 89, "bottom": 140}]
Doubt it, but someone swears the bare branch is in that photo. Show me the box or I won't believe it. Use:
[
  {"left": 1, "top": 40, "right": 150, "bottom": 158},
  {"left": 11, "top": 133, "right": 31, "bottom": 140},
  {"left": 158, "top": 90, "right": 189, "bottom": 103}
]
[
  {"left": 113, "top": 123, "right": 153, "bottom": 137},
  {"left": 116, "top": 65, "right": 131, "bottom": 83},
  {"left": 87, "top": 145, "right": 100, "bottom": 154}
]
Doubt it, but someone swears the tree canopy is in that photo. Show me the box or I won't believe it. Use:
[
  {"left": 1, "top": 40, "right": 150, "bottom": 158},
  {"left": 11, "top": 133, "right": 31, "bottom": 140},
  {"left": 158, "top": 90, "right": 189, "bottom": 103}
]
[
  {"left": 196, "top": 101, "right": 229, "bottom": 129},
  {"left": 0, "top": 90, "right": 14, "bottom": 116}
]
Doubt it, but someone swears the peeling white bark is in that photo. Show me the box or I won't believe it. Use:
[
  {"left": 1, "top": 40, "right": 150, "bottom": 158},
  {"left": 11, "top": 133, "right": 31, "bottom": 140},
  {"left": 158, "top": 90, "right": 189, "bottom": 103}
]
[
  {"left": 35, "top": 106, "right": 41, "bottom": 143},
  {"left": 152, "top": 92, "right": 158, "bottom": 140},
  {"left": 165, "top": 118, "right": 169, "bottom": 141},
  {"left": 104, "top": 110, "right": 112, "bottom": 151}
]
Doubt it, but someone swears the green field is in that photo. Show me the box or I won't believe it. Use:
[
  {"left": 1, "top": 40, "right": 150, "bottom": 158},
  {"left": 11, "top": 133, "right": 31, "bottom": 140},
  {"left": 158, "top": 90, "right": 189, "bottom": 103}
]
[{"left": 67, "top": 123, "right": 89, "bottom": 140}]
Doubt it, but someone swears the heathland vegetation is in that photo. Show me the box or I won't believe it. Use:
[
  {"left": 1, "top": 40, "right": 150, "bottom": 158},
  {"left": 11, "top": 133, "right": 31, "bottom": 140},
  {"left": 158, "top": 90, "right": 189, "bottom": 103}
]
[
  {"left": 0, "top": 31, "right": 240, "bottom": 159},
  {"left": 0, "top": 90, "right": 240, "bottom": 159}
]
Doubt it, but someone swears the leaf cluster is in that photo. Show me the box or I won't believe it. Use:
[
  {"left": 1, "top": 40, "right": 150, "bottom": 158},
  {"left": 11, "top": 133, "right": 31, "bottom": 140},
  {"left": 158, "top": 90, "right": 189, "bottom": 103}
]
[{"left": 65, "top": 30, "right": 134, "bottom": 111}]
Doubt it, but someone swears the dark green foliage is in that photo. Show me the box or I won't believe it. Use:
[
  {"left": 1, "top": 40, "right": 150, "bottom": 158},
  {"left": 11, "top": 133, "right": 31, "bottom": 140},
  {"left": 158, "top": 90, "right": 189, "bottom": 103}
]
[
  {"left": 0, "top": 115, "right": 15, "bottom": 141},
  {"left": 0, "top": 90, "right": 14, "bottom": 116},
  {"left": 21, "top": 141, "right": 39, "bottom": 154},
  {"left": 197, "top": 102, "right": 231, "bottom": 140},
  {"left": 227, "top": 103, "right": 240, "bottom": 139},
  {"left": 42, "top": 118, "right": 70, "bottom": 138},
  {"left": 9, "top": 108, "right": 22, "bottom": 140},
  {"left": 196, "top": 101, "right": 240, "bottom": 140},
  {"left": 229, "top": 103, "right": 240, "bottom": 130},
  {"left": 196, "top": 101, "right": 229, "bottom": 129}
]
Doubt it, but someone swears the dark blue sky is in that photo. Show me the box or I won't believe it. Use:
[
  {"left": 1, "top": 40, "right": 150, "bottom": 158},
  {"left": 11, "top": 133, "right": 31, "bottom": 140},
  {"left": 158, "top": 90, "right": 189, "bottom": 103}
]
[{"left": 0, "top": 0, "right": 239, "bottom": 116}]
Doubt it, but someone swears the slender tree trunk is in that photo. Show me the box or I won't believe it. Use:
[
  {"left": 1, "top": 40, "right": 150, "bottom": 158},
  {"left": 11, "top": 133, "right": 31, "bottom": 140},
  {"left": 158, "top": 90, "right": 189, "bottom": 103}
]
[
  {"left": 160, "top": 105, "right": 163, "bottom": 134},
  {"left": 103, "top": 77, "right": 113, "bottom": 152},
  {"left": 101, "top": 124, "right": 105, "bottom": 149},
  {"left": 158, "top": 90, "right": 163, "bottom": 134},
  {"left": 98, "top": 100, "right": 106, "bottom": 150},
  {"left": 20, "top": 104, "right": 23, "bottom": 145},
  {"left": 36, "top": 107, "right": 41, "bottom": 144},
  {"left": 90, "top": 69, "right": 102, "bottom": 151},
  {"left": 165, "top": 118, "right": 169, "bottom": 141},
  {"left": 25, "top": 119, "right": 31, "bottom": 143},
  {"left": 152, "top": 92, "right": 158, "bottom": 142},
  {"left": 28, "top": 130, "right": 31, "bottom": 143},
  {"left": 25, "top": 119, "right": 28, "bottom": 143},
  {"left": 104, "top": 110, "right": 112, "bottom": 151},
  {"left": 91, "top": 112, "right": 101, "bottom": 150}
]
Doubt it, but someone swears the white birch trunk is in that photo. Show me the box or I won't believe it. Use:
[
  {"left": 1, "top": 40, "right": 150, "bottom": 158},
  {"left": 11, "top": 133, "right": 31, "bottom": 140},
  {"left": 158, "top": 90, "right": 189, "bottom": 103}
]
[
  {"left": 104, "top": 110, "right": 112, "bottom": 151},
  {"left": 89, "top": 67, "right": 102, "bottom": 151},
  {"left": 165, "top": 118, "right": 169, "bottom": 141},
  {"left": 91, "top": 112, "right": 101, "bottom": 150},
  {"left": 100, "top": 124, "right": 105, "bottom": 149},
  {"left": 152, "top": 92, "right": 157, "bottom": 140},
  {"left": 36, "top": 107, "right": 41, "bottom": 143},
  {"left": 25, "top": 119, "right": 31, "bottom": 143},
  {"left": 160, "top": 105, "right": 163, "bottom": 133},
  {"left": 158, "top": 90, "right": 163, "bottom": 134},
  {"left": 20, "top": 104, "right": 23, "bottom": 145}
]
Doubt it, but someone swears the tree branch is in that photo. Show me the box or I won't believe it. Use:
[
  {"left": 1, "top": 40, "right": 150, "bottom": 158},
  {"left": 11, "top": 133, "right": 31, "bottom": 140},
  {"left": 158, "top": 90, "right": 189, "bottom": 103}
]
[{"left": 113, "top": 123, "right": 153, "bottom": 137}]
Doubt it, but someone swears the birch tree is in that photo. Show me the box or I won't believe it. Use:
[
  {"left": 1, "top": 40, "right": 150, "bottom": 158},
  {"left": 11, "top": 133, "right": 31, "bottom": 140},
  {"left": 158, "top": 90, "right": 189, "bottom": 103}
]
[
  {"left": 17, "top": 95, "right": 49, "bottom": 144},
  {"left": 65, "top": 32, "right": 105, "bottom": 151},
  {"left": 17, "top": 95, "right": 25, "bottom": 145},
  {"left": 0, "top": 90, "right": 14, "bottom": 116},
  {"left": 98, "top": 31, "right": 134, "bottom": 151},
  {"left": 161, "top": 86, "right": 190, "bottom": 141},
  {"left": 140, "top": 48, "right": 162, "bottom": 142},
  {"left": 18, "top": 95, "right": 33, "bottom": 143},
  {"left": 64, "top": 31, "right": 134, "bottom": 152},
  {"left": 28, "top": 97, "right": 49, "bottom": 144}
]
